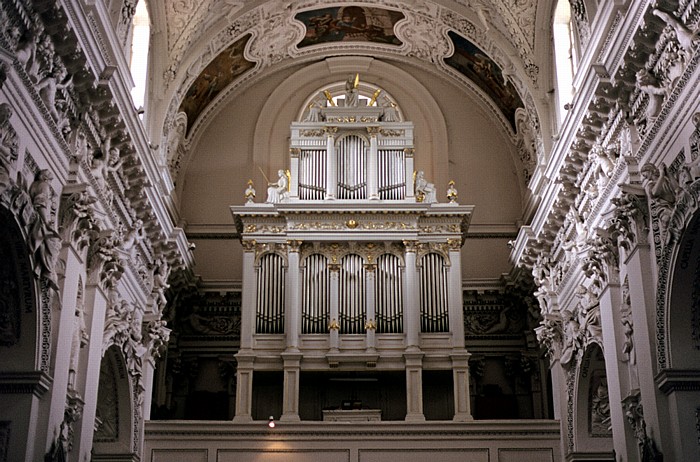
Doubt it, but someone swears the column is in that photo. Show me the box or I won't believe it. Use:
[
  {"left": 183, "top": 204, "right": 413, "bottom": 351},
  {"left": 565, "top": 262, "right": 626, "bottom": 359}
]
[
  {"left": 286, "top": 240, "right": 302, "bottom": 352},
  {"left": 240, "top": 241, "right": 256, "bottom": 352},
  {"left": 233, "top": 355, "right": 254, "bottom": 422},
  {"left": 598, "top": 280, "right": 639, "bottom": 461},
  {"left": 404, "top": 351, "right": 425, "bottom": 421},
  {"left": 365, "top": 263, "right": 377, "bottom": 352},
  {"left": 280, "top": 352, "right": 302, "bottom": 421},
  {"left": 73, "top": 283, "right": 108, "bottom": 462},
  {"left": 325, "top": 127, "right": 337, "bottom": 200},
  {"left": 289, "top": 148, "right": 300, "bottom": 199},
  {"left": 42, "top": 245, "right": 82, "bottom": 456},
  {"left": 624, "top": 242, "right": 673, "bottom": 455},
  {"left": 451, "top": 351, "right": 472, "bottom": 421},
  {"left": 403, "top": 241, "right": 420, "bottom": 350},
  {"left": 328, "top": 263, "right": 340, "bottom": 353},
  {"left": 405, "top": 148, "right": 415, "bottom": 199},
  {"left": 367, "top": 127, "right": 379, "bottom": 199},
  {"left": 447, "top": 240, "right": 465, "bottom": 350}
]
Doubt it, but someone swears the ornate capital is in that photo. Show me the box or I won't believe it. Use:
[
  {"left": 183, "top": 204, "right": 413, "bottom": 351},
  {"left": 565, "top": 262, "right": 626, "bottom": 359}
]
[
  {"left": 289, "top": 147, "right": 300, "bottom": 158},
  {"left": 610, "top": 190, "right": 649, "bottom": 253},
  {"left": 366, "top": 126, "right": 380, "bottom": 136},
  {"left": 286, "top": 239, "right": 302, "bottom": 253},
  {"left": 241, "top": 240, "right": 256, "bottom": 252},
  {"left": 324, "top": 126, "right": 338, "bottom": 136}
]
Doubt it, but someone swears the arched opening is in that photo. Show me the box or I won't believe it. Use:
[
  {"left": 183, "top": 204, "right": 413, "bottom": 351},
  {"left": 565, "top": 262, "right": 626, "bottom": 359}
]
[
  {"left": 574, "top": 344, "right": 612, "bottom": 454},
  {"left": 667, "top": 212, "right": 700, "bottom": 369},
  {"left": 93, "top": 345, "right": 134, "bottom": 457}
]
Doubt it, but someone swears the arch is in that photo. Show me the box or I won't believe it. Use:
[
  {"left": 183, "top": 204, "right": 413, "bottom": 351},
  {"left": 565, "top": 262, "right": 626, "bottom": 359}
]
[
  {"left": 93, "top": 345, "right": 134, "bottom": 456},
  {"left": 243, "top": 57, "right": 448, "bottom": 196},
  {"left": 0, "top": 205, "right": 39, "bottom": 370},
  {"left": 573, "top": 344, "right": 612, "bottom": 452},
  {"left": 666, "top": 211, "right": 700, "bottom": 369}
]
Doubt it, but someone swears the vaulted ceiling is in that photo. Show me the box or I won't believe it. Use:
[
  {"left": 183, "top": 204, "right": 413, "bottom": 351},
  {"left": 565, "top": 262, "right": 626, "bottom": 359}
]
[{"left": 144, "top": 0, "right": 559, "bottom": 285}]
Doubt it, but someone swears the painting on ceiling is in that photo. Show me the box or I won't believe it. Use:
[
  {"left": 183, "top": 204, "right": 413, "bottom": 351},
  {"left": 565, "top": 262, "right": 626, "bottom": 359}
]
[
  {"left": 179, "top": 34, "right": 254, "bottom": 134},
  {"left": 295, "top": 6, "right": 404, "bottom": 48},
  {"left": 444, "top": 31, "right": 523, "bottom": 131}
]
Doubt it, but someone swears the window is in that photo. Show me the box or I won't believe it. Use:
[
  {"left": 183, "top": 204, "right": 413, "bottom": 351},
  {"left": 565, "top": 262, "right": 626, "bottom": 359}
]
[
  {"left": 553, "top": 0, "right": 576, "bottom": 124},
  {"left": 129, "top": 0, "right": 149, "bottom": 112}
]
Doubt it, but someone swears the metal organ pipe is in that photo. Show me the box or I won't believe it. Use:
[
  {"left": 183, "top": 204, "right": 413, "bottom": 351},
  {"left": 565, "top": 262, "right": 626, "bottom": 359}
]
[
  {"left": 419, "top": 253, "right": 449, "bottom": 332},
  {"left": 301, "top": 254, "right": 330, "bottom": 334},
  {"left": 339, "top": 254, "right": 366, "bottom": 334},
  {"left": 375, "top": 254, "right": 403, "bottom": 333},
  {"left": 256, "top": 254, "right": 285, "bottom": 334},
  {"left": 337, "top": 135, "right": 367, "bottom": 199},
  {"left": 299, "top": 150, "right": 326, "bottom": 200}
]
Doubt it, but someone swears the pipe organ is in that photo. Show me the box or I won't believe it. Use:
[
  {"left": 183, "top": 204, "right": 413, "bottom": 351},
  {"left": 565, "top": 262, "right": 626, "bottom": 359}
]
[{"left": 232, "top": 87, "right": 474, "bottom": 423}]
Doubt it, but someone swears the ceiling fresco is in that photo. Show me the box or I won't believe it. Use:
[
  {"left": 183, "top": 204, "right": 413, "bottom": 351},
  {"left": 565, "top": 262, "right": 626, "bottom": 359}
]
[
  {"left": 178, "top": 34, "right": 254, "bottom": 134},
  {"left": 444, "top": 31, "right": 524, "bottom": 131},
  {"left": 295, "top": 6, "right": 404, "bottom": 47}
]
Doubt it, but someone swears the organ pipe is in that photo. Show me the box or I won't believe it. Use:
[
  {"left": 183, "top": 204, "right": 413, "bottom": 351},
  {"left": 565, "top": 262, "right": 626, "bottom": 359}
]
[
  {"left": 375, "top": 254, "right": 403, "bottom": 333},
  {"left": 338, "top": 254, "right": 366, "bottom": 334},
  {"left": 419, "top": 253, "right": 449, "bottom": 332},
  {"left": 301, "top": 254, "right": 330, "bottom": 334},
  {"left": 255, "top": 253, "right": 285, "bottom": 334}
]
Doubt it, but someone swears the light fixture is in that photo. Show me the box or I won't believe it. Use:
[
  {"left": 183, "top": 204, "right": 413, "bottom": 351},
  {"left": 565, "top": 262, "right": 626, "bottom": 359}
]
[{"left": 267, "top": 416, "right": 275, "bottom": 428}]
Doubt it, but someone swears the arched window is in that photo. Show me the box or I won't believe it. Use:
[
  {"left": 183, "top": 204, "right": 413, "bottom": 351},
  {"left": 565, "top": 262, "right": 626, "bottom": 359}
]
[
  {"left": 129, "top": 0, "right": 150, "bottom": 113},
  {"left": 553, "top": 0, "right": 576, "bottom": 125}
]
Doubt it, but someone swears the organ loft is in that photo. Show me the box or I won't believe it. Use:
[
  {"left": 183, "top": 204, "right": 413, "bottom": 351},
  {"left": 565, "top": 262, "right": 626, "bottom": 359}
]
[{"left": 231, "top": 76, "right": 475, "bottom": 422}]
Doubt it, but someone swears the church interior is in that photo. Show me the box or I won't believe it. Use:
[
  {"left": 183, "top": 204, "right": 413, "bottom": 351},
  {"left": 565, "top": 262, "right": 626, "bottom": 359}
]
[{"left": 0, "top": 0, "right": 699, "bottom": 461}]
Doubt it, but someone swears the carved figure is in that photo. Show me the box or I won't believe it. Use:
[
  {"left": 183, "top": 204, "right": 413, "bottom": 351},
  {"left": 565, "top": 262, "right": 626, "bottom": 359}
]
[
  {"left": 29, "top": 169, "right": 61, "bottom": 287},
  {"left": 414, "top": 170, "right": 436, "bottom": 203},
  {"left": 0, "top": 104, "right": 18, "bottom": 195},
  {"left": 68, "top": 297, "right": 88, "bottom": 389},
  {"left": 152, "top": 257, "right": 171, "bottom": 310},
  {"left": 13, "top": 28, "right": 38, "bottom": 77},
  {"left": 102, "top": 299, "right": 131, "bottom": 354},
  {"left": 560, "top": 308, "right": 581, "bottom": 366},
  {"left": 381, "top": 95, "right": 399, "bottom": 122},
  {"left": 244, "top": 179, "right": 256, "bottom": 204},
  {"left": 635, "top": 69, "right": 667, "bottom": 127},
  {"left": 344, "top": 73, "right": 359, "bottom": 107},
  {"left": 304, "top": 101, "right": 323, "bottom": 122},
  {"left": 446, "top": 180, "right": 458, "bottom": 203},
  {"left": 653, "top": 9, "right": 698, "bottom": 54},
  {"left": 266, "top": 169, "right": 289, "bottom": 203},
  {"left": 577, "top": 284, "right": 602, "bottom": 346},
  {"left": 122, "top": 219, "right": 144, "bottom": 252},
  {"left": 641, "top": 162, "right": 678, "bottom": 233},
  {"left": 35, "top": 57, "right": 72, "bottom": 125}
]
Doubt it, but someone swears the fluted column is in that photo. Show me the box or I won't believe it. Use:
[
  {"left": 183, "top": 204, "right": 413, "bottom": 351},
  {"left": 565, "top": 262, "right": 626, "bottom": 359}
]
[
  {"left": 325, "top": 127, "right": 337, "bottom": 200},
  {"left": 403, "top": 241, "right": 420, "bottom": 350},
  {"left": 286, "top": 240, "right": 302, "bottom": 352},
  {"left": 367, "top": 127, "right": 379, "bottom": 200}
]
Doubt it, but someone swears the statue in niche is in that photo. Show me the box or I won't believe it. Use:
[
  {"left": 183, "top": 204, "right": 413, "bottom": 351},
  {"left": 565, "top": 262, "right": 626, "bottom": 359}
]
[
  {"left": 414, "top": 170, "right": 436, "bottom": 203},
  {"left": 590, "top": 376, "right": 611, "bottom": 435},
  {"left": 344, "top": 73, "right": 360, "bottom": 107},
  {"left": 266, "top": 169, "right": 289, "bottom": 203}
]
